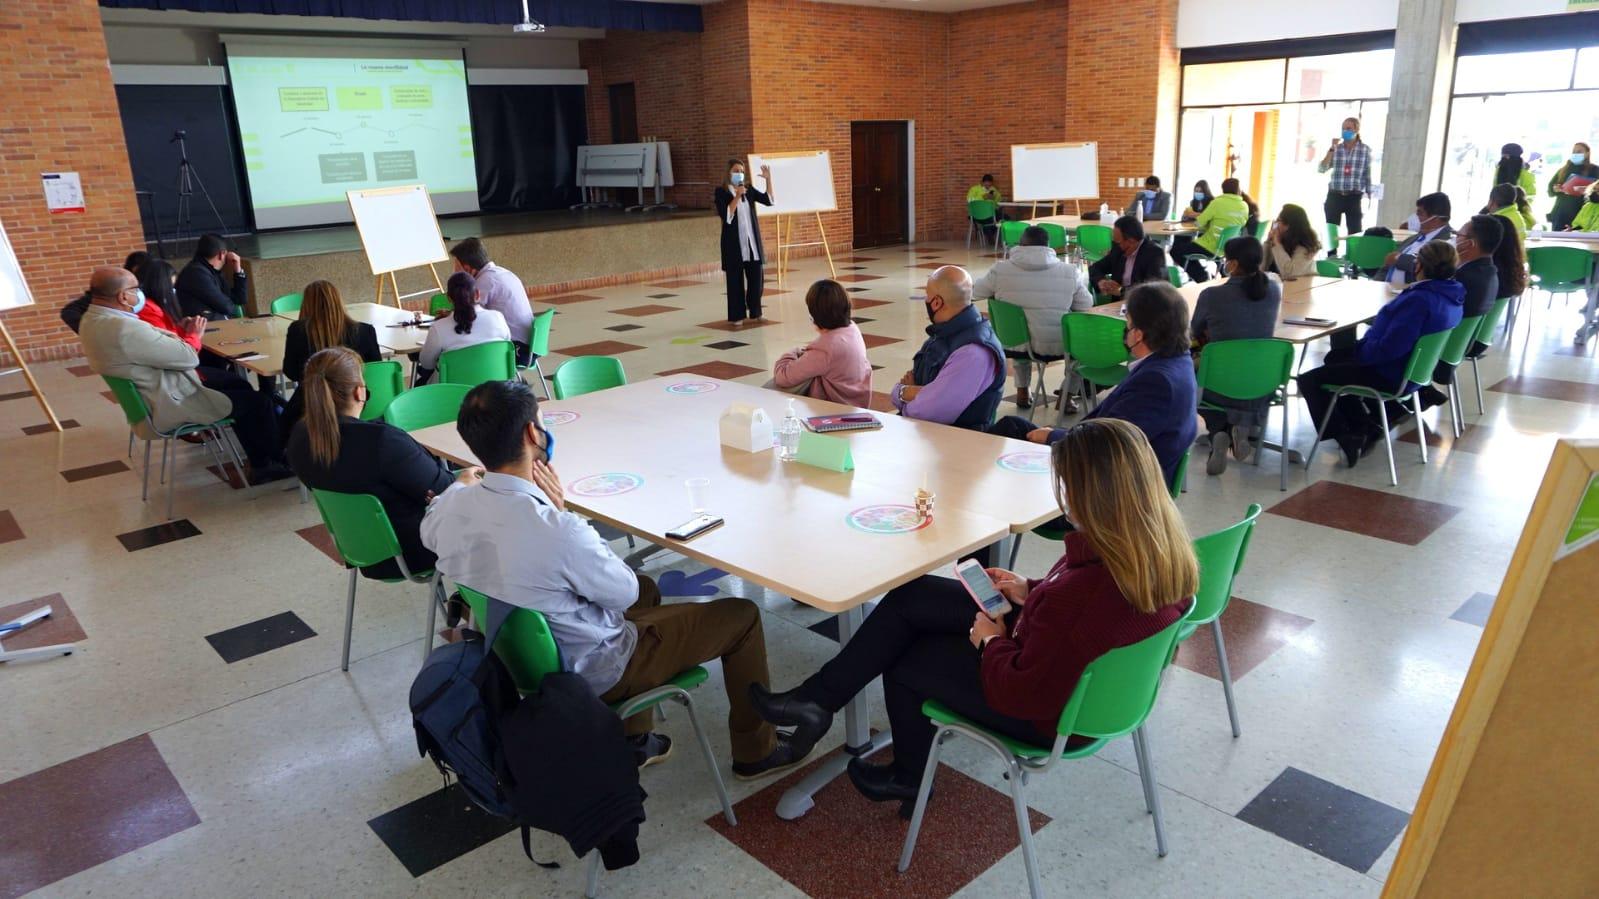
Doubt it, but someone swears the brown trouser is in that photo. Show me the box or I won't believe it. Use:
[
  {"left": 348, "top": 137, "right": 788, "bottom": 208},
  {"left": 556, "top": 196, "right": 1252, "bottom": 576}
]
[{"left": 599, "top": 575, "right": 777, "bottom": 764}]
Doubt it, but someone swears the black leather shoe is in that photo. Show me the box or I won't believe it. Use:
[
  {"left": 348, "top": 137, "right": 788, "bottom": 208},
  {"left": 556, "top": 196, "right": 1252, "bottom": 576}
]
[
  {"left": 731, "top": 733, "right": 812, "bottom": 781},
  {"left": 847, "top": 758, "right": 929, "bottom": 818},
  {"left": 749, "top": 684, "right": 833, "bottom": 759},
  {"left": 1417, "top": 385, "right": 1449, "bottom": 411},
  {"left": 1335, "top": 433, "right": 1363, "bottom": 469}
]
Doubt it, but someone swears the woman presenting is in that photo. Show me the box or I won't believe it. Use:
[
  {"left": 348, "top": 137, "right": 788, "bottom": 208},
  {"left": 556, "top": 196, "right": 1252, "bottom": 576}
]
[{"left": 716, "top": 158, "right": 775, "bottom": 327}]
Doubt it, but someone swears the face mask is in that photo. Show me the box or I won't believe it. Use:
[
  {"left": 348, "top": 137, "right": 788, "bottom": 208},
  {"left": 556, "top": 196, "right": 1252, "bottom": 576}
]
[
  {"left": 1341, "top": 129, "right": 1357, "bottom": 142},
  {"left": 730, "top": 172, "right": 744, "bottom": 186},
  {"left": 924, "top": 300, "right": 938, "bottom": 323},
  {"left": 538, "top": 425, "right": 556, "bottom": 463},
  {"left": 129, "top": 288, "right": 146, "bottom": 315},
  {"left": 1122, "top": 325, "right": 1140, "bottom": 352},
  {"left": 1573, "top": 153, "right": 1588, "bottom": 165},
  {"left": 1193, "top": 192, "right": 1205, "bottom": 202}
]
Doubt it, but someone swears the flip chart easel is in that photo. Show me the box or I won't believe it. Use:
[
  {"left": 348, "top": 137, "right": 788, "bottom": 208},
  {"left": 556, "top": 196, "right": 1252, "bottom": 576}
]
[
  {"left": 749, "top": 151, "right": 838, "bottom": 286},
  {"left": 0, "top": 216, "right": 62, "bottom": 432},
  {"left": 346, "top": 185, "right": 448, "bottom": 308}
]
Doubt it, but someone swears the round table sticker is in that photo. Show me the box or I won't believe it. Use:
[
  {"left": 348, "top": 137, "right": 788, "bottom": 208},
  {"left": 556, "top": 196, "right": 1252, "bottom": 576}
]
[
  {"left": 666, "top": 381, "right": 719, "bottom": 395},
  {"left": 996, "top": 451, "right": 1051, "bottom": 473},
  {"left": 569, "top": 473, "right": 644, "bottom": 497},
  {"left": 541, "top": 410, "right": 580, "bottom": 427},
  {"left": 846, "top": 504, "right": 931, "bottom": 535}
]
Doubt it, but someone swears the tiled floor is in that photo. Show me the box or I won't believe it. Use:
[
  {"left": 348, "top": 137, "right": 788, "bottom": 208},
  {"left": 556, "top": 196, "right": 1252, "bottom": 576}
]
[{"left": 2, "top": 240, "right": 1597, "bottom": 897}]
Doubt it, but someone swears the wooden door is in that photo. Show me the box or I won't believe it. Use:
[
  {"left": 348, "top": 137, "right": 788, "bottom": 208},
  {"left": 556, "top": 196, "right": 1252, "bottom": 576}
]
[
  {"left": 851, "top": 121, "right": 909, "bottom": 247},
  {"left": 608, "top": 83, "right": 638, "bottom": 144}
]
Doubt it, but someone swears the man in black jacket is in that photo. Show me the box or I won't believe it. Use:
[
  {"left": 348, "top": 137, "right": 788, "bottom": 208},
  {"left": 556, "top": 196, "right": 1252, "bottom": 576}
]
[
  {"left": 177, "top": 233, "right": 248, "bottom": 321},
  {"left": 1088, "top": 216, "right": 1168, "bottom": 299},
  {"left": 1419, "top": 213, "right": 1503, "bottom": 408}
]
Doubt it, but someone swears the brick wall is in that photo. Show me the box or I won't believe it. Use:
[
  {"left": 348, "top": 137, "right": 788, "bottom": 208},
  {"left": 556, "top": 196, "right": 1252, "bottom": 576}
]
[{"left": 0, "top": 0, "right": 145, "bottom": 365}]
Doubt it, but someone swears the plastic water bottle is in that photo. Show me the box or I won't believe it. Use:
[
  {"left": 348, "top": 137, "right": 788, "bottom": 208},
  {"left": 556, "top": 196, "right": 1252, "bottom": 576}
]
[
  {"left": 779, "top": 400, "right": 802, "bottom": 462},
  {"left": 1099, "top": 202, "right": 1111, "bottom": 221}
]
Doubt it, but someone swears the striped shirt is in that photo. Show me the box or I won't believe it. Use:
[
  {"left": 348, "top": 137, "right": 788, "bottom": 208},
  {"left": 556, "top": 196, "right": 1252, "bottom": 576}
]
[{"left": 1321, "top": 141, "right": 1372, "bottom": 194}]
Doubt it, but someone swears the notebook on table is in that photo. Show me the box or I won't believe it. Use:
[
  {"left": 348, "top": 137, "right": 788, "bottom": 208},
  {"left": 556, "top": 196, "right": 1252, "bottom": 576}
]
[{"left": 804, "top": 414, "right": 883, "bottom": 433}]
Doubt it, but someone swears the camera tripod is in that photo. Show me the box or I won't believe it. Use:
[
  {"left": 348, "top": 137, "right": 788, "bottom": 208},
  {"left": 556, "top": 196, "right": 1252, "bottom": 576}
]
[{"left": 171, "top": 130, "right": 226, "bottom": 242}]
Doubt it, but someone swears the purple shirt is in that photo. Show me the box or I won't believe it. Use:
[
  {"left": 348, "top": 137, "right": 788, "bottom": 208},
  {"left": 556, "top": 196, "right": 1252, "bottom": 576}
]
[
  {"left": 474, "top": 262, "right": 533, "bottom": 346},
  {"left": 890, "top": 344, "right": 996, "bottom": 424}
]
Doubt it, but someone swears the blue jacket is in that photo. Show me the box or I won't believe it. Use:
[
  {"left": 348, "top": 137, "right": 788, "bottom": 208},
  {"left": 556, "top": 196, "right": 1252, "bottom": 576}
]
[
  {"left": 910, "top": 304, "right": 1007, "bottom": 430},
  {"left": 1357, "top": 278, "right": 1465, "bottom": 387},
  {"left": 1050, "top": 353, "right": 1199, "bottom": 489}
]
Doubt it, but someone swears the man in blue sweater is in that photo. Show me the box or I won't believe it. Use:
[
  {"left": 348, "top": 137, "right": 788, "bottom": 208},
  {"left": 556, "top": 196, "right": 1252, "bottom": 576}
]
[
  {"left": 1297, "top": 241, "right": 1465, "bottom": 467},
  {"left": 989, "top": 282, "right": 1198, "bottom": 491}
]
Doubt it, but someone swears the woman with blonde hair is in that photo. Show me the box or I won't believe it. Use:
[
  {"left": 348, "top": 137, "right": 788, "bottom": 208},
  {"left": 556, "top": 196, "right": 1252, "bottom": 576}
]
[
  {"left": 750, "top": 417, "right": 1196, "bottom": 810},
  {"left": 286, "top": 347, "right": 467, "bottom": 580},
  {"left": 281, "top": 279, "right": 382, "bottom": 437}
]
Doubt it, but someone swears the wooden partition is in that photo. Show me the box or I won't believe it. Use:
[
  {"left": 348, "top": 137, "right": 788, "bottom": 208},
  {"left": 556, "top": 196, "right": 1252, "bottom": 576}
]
[{"left": 1384, "top": 439, "right": 1599, "bottom": 896}]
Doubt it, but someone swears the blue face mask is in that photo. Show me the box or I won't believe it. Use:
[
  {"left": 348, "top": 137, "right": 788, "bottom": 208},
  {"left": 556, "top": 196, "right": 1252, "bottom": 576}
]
[
  {"left": 129, "top": 288, "right": 146, "bottom": 315},
  {"left": 539, "top": 425, "right": 556, "bottom": 463},
  {"left": 730, "top": 172, "right": 744, "bottom": 186},
  {"left": 1573, "top": 152, "right": 1588, "bottom": 165},
  {"left": 1341, "top": 129, "right": 1357, "bottom": 142},
  {"left": 1193, "top": 191, "right": 1205, "bottom": 202}
]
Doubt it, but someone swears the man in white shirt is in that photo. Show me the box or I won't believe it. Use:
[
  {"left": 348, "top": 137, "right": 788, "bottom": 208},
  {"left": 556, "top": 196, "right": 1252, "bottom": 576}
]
[
  {"left": 450, "top": 238, "right": 534, "bottom": 365},
  {"left": 1380, "top": 193, "right": 1453, "bottom": 285},
  {"left": 421, "top": 379, "right": 810, "bottom": 778}
]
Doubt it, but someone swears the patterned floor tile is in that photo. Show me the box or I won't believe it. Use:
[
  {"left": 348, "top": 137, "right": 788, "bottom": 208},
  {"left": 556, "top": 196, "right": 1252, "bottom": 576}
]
[
  {"left": 846, "top": 287, "right": 869, "bottom": 293},
  {"left": 539, "top": 293, "right": 605, "bottom": 305},
  {"left": 116, "top": 519, "right": 202, "bottom": 551},
  {"left": 655, "top": 361, "right": 764, "bottom": 380},
  {"left": 851, "top": 298, "right": 892, "bottom": 309},
  {"left": 605, "top": 324, "right": 645, "bottom": 332},
  {"left": 0, "top": 389, "right": 35, "bottom": 402},
  {"left": 613, "top": 304, "right": 682, "bottom": 317},
  {"left": 834, "top": 274, "right": 883, "bottom": 283},
  {"left": 0, "top": 509, "right": 21, "bottom": 545},
  {"left": 648, "top": 279, "right": 706, "bottom": 289},
  {"left": 66, "top": 364, "right": 95, "bottom": 377},
  {"left": 908, "top": 261, "right": 951, "bottom": 269},
  {"left": 1450, "top": 591, "right": 1496, "bottom": 627},
  {"left": 204, "top": 611, "right": 317, "bottom": 663},
  {"left": 707, "top": 743, "right": 1048, "bottom": 899},
  {"left": 100, "top": 390, "right": 117, "bottom": 403},
  {"left": 0, "top": 594, "right": 87, "bottom": 648},
  {"left": 296, "top": 524, "right": 343, "bottom": 565},
  {"left": 204, "top": 464, "right": 247, "bottom": 490},
  {"left": 1397, "top": 422, "right": 1502, "bottom": 453},
  {"left": 1171, "top": 597, "right": 1314, "bottom": 681},
  {"left": 367, "top": 783, "right": 516, "bottom": 877},
  {"left": 552, "top": 340, "right": 646, "bottom": 357},
  {"left": 851, "top": 316, "right": 875, "bottom": 324},
  {"left": 1236, "top": 767, "right": 1409, "bottom": 873},
  {"left": 60, "top": 460, "right": 130, "bottom": 483},
  {"left": 698, "top": 319, "right": 780, "bottom": 332},
  {"left": 1488, "top": 374, "right": 1599, "bottom": 404},
  {"left": 21, "top": 419, "right": 80, "bottom": 435},
  {"left": 705, "top": 340, "right": 748, "bottom": 351},
  {"left": 0, "top": 735, "right": 200, "bottom": 898},
  {"left": 1266, "top": 481, "right": 1462, "bottom": 546},
  {"left": 645, "top": 293, "right": 677, "bottom": 299},
  {"left": 860, "top": 333, "right": 903, "bottom": 349}
]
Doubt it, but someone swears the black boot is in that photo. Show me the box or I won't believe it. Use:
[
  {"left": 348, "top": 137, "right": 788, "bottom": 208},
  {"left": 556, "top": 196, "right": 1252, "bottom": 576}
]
[
  {"left": 749, "top": 684, "right": 833, "bottom": 760},
  {"left": 846, "top": 758, "right": 925, "bottom": 819}
]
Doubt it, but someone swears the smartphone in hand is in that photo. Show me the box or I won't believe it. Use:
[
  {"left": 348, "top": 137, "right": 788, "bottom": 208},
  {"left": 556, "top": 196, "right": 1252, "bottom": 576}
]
[{"left": 955, "top": 558, "right": 1012, "bottom": 619}]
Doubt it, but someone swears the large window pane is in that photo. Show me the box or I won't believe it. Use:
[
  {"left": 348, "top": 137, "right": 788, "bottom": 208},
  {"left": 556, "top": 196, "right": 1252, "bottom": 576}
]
[
  {"left": 1286, "top": 50, "right": 1395, "bottom": 101},
  {"left": 1182, "top": 59, "right": 1286, "bottom": 107},
  {"left": 1453, "top": 50, "right": 1576, "bottom": 95},
  {"left": 1441, "top": 90, "right": 1599, "bottom": 228},
  {"left": 1576, "top": 47, "right": 1599, "bottom": 89}
]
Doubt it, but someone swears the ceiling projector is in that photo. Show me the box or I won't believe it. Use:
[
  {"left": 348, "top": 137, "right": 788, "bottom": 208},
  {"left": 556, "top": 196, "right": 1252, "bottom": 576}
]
[{"left": 514, "top": 0, "right": 546, "bottom": 33}]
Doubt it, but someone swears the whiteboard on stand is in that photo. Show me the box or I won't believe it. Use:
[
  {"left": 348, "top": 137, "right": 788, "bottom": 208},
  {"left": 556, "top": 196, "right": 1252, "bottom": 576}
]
[
  {"left": 346, "top": 185, "right": 449, "bottom": 276},
  {"left": 1011, "top": 142, "right": 1099, "bottom": 203},
  {"left": 749, "top": 151, "right": 836, "bottom": 216},
  {"left": 0, "top": 216, "right": 34, "bottom": 312}
]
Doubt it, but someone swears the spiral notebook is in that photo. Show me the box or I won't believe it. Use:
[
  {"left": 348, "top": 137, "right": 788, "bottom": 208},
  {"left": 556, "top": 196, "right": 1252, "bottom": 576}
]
[{"left": 804, "top": 414, "right": 883, "bottom": 433}]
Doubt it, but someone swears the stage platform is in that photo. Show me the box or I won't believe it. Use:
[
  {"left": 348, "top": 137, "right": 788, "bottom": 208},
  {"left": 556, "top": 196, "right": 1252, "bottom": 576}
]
[{"left": 169, "top": 207, "right": 722, "bottom": 314}]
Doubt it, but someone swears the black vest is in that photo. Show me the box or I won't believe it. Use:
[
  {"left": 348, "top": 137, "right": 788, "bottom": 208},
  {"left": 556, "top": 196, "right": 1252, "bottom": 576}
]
[{"left": 910, "top": 304, "right": 1006, "bottom": 430}]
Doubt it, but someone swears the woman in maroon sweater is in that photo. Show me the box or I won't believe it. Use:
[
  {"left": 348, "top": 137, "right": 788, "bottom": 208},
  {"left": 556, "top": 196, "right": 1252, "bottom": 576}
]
[{"left": 752, "top": 418, "right": 1197, "bottom": 808}]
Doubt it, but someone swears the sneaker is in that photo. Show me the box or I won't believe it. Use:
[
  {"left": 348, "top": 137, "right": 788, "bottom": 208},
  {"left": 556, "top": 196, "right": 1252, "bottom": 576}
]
[
  {"left": 1230, "top": 426, "right": 1255, "bottom": 462},
  {"left": 1061, "top": 394, "right": 1081, "bottom": 414},
  {"left": 628, "top": 732, "right": 673, "bottom": 769},
  {"left": 1015, "top": 386, "right": 1032, "bottom": 409},
  {"left": 732, "top": 733, "right": 815, "bottom": 781},
  {"left": 1206, "top": 431, "right": 1230, "bottom": 475}
]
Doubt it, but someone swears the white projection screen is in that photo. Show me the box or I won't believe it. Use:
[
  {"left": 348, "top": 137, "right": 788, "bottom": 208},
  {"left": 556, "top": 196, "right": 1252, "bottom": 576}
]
[{"left": 223, "top": 37, "right": 479, "bottom": 229}]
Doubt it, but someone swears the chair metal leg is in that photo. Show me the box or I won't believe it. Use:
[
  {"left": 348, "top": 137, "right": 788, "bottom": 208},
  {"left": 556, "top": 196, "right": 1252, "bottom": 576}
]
[
  {"left": 897, "top": 729, "right": 947, "bottom": 873},
  {"left": 1007, "top": 534, "right": 1022, "bottom": 571},
  {"left": 159, "top": 436, "right": 171, "bottom": 485},
  {"left": 1212, "top": 620, "right": 1241, "bottom": 738},
  {"left": 165, "top": 439, "right": 178, "bottom": 520},
  {"left": 1008, "top": 758, "right": 1043, "bottom": 899},
  {"left": 1413, "top": 394, "right": 1429, "bottom": 465},
  {"left": 1278, "top": 400, "right": 1289, "bottom": 492},
  {"left": 680, "top": 694, "right": 737, "bottom": 826},
  {"left": 127, "top": 430, "right": 134, "bottom": 458},
  {"left": 422, "top": 573, "right": 441, "bottom": 665},
  {"left": 1304, "top": 387, "right": 1343, "bottom": 469},
  {"left": 1131, "top": 727, "right": 1156, "bottom": 814},
  {"left": 1134, "top": 725, "right": 1170, "bottom": 857},
  {"left": 341, "top": 568, "right": 358, "bottom": 672},
  {"left": 1447, "top": 381, "right": 1461, "bottom": 438},
  {"left": 625, "top": 534, "right": 636, "bottom": 549},
  {"left": 1375, "top": 395, "right": 1397, "bottom": 486},
  {"left": 534, "top": 359, "right": 551, "bottom": 400},
  {"left": 141, "top": 438, "right": 153, "bottom": 501},
  {"left": 1470, "top": 356, "right": 1485, "bottom": 416},
  {"left": 584, "top": 849, "right": 602, "bottom": 898}
]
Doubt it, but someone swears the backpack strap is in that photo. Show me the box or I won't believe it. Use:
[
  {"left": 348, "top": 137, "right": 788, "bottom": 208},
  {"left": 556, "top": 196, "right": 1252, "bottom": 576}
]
[{"left": 522, "top": 825, "right": 560, "bottom": 870}]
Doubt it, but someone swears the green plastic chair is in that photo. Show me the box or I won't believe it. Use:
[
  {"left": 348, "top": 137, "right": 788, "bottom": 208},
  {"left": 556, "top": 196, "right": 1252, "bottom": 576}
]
[
  {"left": 1037, "top": 222, "right": 1068, "bottom": 253},
  {"left": 525, "top": 307, "right": 556, "bottom": 398},
  {"left": 1180, "top": 504, "right": 1263, "bottom": 738},
  {"left": 1170, "top": 450, "right": 1190, "bottom": 499},
  {"left": 269, "top": 292, "right": 303, "bottom": 315},
  {"left": 427, "top": 292, "right": 452, "bottom": 317},
  {"left": 988, "top": 299, "right": 1059, "bottom": 421},
  {"left": 1166, "top": 265, "right": 1185, "bottom": 288},
  {"left": 1196, "top": 338, "right": 1297, "bottom": 490},
  {"left": 1306, "top": 328, "right": 1451, "bottom": 486},
  {"left": 899, "top": 604, "right": 1195, "bottom": 894},
  {"left": 1190, "top": 224, "right": 1243, "bottom": 279},
  {"left": 1075, "top": 223, "right": 1113, "bottom": 262},
  {"left": 383, "top": 382, "right": 472, "bottom": 432},
  {"left": 436, "top": 340, "right": 517, "bottom": 387},
  {"left": 1324, "top": 222, "right": 1342, "bottom": 258},
  {"left": 999, "top": 220, "right": 1029, "bottom": 251},
  {"left": 1343, "top": 235, "right": 1398, "bottom": 278},
  {"left": 1527, "top": 246, "right": 1594, "bottom": 309},
  {"left": 309, "top": 489, "right": 444, "bottom": 671},
  {"left": 1062, "top": 312, "right": 1130, "bottom": 408},
  {"left": 1253, "top": 221, "right": 1268, "bottom": 241},
  {"left": 455, "top": 585, "right": 735, "bottom": 895},
  {"left": 1463, "top": 298, "right": 1511, "bottom": 415},
  {"left": 360, "top": 360, "right": 405, "bottom": 422},
  {"left": 102, "top": 375, "right": 244, "bottom": 521},
  {"left": 1434, "top": 314, "right": 1485, "bottom": 438},
  {"left": 552, "top": 356, "right": 627, "bottom": 400},
  {"left": 1315, "top": 258, "right": 1347, "bottom": 279},
  {"left": 967, "top": 199, "right": 998, "bottom": 251}
]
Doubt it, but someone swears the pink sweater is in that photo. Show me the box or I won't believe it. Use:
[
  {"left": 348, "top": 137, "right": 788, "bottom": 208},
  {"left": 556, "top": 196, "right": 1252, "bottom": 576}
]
[{"left": 773, "top": 323, "right": 873, "bottom": 409}]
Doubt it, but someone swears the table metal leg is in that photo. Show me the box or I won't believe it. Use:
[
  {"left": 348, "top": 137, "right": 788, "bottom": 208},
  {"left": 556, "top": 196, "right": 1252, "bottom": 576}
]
[
  {"left": 775, "top": 601, "right": 892, "bottom": 820},
  {"left": 1258, "top": 439, "right": 1305, "bottom": 465}
]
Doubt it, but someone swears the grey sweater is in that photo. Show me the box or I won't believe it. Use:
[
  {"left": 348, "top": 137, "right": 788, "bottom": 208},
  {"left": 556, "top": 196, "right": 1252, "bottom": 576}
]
[{"left": 1191, "top": 275, "right": 1282, "bottom": 346}]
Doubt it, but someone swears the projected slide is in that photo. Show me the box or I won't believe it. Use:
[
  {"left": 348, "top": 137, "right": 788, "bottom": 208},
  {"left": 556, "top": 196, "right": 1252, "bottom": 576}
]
[{"left": 228, "top": 56, "right": 478, "bottom": 229}]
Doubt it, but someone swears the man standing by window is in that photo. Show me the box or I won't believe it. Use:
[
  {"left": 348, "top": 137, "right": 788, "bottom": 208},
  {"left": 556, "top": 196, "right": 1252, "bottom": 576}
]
[{"left": 1319, "top": 116, "right": 1372, "bottom": 253}]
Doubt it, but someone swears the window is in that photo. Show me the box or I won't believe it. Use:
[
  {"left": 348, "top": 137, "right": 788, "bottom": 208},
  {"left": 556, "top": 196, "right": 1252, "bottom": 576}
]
[
  {"left": 1453, "top": 49, "right": 1576, "bottom": 95},
  {"left": 1576, "top": 47, "right": 1599, "bottom": 89},
  {"left": 1182, "top": 59, "right": 1286, "bottom": 107},
  {"left": 1285, "top": 50, "right": 1394, "bottom": 102}
]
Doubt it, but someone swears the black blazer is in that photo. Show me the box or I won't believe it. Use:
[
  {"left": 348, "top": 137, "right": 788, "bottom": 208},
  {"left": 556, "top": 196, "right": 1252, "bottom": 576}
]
[
  {"left": 282, "top": 320, "right": 382, "bottom": 383},
  {"left": 287, "top": 416, "right": 454, "bottom": 579},
  {"left": 1455, "top": 257, "right": 1500, "bottom": 319},
  {"left": 1088, "top": 240, "right": 1168, "bottom": 289},
  {"left": 176, "top": 259, "right": 247, "bottom": 321},
  {"left": 715, "top": 185, "right": 772, "bottom": 271}
]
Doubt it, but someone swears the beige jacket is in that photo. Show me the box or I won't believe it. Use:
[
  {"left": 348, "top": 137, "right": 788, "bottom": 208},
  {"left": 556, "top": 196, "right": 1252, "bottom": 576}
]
[
  {"left": 79, "top": 303, "right": 230, "bottom": 436},
  {"left": 1264, "top": 239, "right": 1318, "bottom": 280}
]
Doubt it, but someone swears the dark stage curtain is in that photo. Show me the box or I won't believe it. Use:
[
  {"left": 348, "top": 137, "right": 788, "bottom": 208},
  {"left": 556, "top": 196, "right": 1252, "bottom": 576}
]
[
  {"left": 469, "top": 85, "right": 587, "bottom": 214},
  {"left": 115, "top": 84, "right": 251, "bottom": 240},
  {"left": 96, "top": 0, "right": 702, "bottom": 31}
]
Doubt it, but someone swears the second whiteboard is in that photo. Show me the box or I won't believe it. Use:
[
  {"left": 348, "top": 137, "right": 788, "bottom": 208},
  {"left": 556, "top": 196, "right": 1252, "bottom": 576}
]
[
  {"left": 1011, "top": 143, "right": 1100, "bottom": 202},
  {"left": 748, "top": 151, "right": 837, "bottom": 216}
]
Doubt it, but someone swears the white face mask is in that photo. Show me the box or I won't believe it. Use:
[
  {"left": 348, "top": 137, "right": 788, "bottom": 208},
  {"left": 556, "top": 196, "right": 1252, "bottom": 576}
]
[{"left": 730, "top": 172, "right": 745, "bottom": 186}]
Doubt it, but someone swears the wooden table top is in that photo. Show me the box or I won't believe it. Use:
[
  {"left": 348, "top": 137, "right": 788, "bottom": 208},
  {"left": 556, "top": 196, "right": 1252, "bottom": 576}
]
[
  {"left": 410, "top": 378, "right": 1062, "bottom": 613},
  {"left": 1087, "top": 274, "right": 1396, "bottom": 343},
  {"left": 201, "top": 316, "right": 289, "bottom": 378},
  {"left": 277, "top": 302, "right": 430, "bottom": 354},
  {"left": 1027, "top": 214, "right": 1195, "bottom": 236}
]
